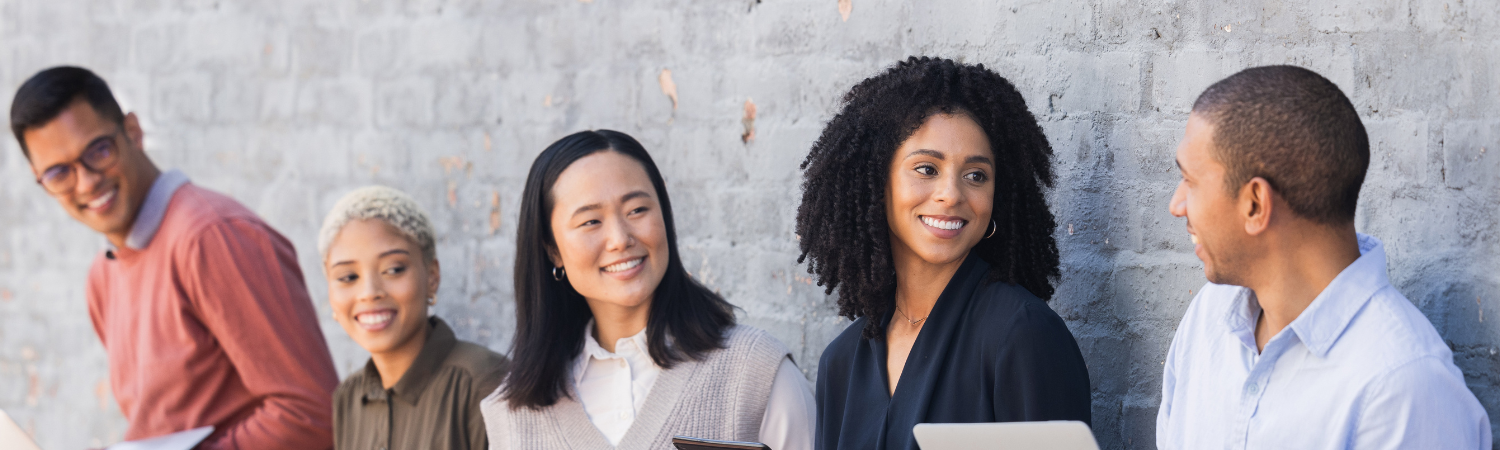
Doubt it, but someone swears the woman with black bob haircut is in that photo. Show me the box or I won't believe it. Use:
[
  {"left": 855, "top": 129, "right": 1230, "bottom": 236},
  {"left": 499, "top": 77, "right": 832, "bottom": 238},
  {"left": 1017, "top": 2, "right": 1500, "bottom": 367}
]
[
  {"left": 482, "top": 130, "right": 815, "bottom": 450},
  {"left": 801, "top": 57, "right": 1091, "bottom": 450}
]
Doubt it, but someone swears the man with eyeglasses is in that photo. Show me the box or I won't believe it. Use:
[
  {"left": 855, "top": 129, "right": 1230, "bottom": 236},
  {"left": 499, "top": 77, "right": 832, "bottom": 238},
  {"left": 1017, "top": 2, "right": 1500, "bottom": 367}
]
[{"left": 10, "top": 66, "right": 338, "bottom": 449}]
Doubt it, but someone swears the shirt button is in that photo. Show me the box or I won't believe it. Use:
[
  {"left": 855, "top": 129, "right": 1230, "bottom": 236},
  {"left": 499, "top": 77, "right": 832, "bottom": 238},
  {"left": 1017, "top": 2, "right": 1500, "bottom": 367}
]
[
  {"left": 1247, "top": 384, "right": 1259, "bottom": 395},
  {"left": 618, "top": 360, "right": 626, "bottom": 368},
  {"left": 619, "top": 412, "right": 628, "bottom": 419}
]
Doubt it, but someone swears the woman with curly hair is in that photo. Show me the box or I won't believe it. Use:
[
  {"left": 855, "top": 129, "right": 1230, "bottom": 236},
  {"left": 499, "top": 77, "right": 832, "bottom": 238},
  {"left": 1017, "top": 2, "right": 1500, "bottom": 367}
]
[{"left": 801, "top": 57, "right": 1091, "bottom": 450}]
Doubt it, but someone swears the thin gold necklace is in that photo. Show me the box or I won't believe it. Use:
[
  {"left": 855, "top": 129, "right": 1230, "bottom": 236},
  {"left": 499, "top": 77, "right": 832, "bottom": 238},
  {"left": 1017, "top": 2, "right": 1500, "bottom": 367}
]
[{"left": 895, "top": 305, "right": 927, "bottom": 326}]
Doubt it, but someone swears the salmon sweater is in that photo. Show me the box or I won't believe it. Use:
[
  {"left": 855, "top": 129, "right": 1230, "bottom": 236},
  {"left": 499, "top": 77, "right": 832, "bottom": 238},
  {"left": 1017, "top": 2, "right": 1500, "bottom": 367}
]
[{"left": 86, "top": 182, "right": 337, "bottom": 449}]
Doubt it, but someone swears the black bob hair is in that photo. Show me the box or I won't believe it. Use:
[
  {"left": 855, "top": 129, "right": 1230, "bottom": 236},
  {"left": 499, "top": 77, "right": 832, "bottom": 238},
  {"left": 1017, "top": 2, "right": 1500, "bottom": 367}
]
[
  {"left": 796, "top": 56, "right": 1060, "bottom": 339},
  {"left": 502, "top": 129, "right": 736, "bottom": 410},
  {"left": 10, "top": 66, "right": 125, "bottom": 158}
]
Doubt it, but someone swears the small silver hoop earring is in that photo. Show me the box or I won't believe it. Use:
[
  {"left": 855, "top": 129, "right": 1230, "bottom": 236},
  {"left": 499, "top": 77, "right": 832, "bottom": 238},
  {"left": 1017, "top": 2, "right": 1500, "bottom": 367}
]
[
  {"left": 552, "top": 266, "right": 566, "bottom": 281},
  {"left": 984, "top": 219, "right": 997, "bottom": 239}
]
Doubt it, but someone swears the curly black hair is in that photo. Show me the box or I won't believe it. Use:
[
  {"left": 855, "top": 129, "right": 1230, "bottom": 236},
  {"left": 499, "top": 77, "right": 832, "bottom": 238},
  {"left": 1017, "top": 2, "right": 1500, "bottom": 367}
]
[{"left": 795, "top": 56, "right": 1060, "bottom": 339}]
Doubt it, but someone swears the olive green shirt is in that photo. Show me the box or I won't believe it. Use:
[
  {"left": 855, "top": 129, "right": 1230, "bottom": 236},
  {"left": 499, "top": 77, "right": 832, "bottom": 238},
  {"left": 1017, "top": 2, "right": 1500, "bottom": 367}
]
[{"left": 333, "top": 317, "right": 509, "bottom": 450}]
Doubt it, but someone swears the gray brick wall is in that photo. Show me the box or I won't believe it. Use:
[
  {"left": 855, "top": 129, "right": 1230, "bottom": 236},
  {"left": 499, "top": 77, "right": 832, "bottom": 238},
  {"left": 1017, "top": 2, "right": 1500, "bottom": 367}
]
[{"left": 0, "top": 1, "right": 1495, "bottom": 448}]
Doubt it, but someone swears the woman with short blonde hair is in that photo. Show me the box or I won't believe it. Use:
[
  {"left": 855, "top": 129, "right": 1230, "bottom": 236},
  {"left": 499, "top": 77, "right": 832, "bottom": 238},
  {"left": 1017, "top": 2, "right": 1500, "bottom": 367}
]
[{"left": 321, "top": 186, "right": 509, "bottom": 450}]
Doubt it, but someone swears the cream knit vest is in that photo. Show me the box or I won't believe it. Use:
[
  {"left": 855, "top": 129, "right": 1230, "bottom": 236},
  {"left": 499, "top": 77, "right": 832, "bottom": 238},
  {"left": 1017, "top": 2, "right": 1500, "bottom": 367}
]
[{"left": 482, "top": 326, "right": 790, "bottom": 450}]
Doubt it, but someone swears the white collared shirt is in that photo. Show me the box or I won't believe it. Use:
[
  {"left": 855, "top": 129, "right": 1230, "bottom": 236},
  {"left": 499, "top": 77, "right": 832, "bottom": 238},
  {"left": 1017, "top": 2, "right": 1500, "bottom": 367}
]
[
  {"left": 573, "top": 321, "right": 815, "bottom": 449},
  {"left": 1157, "top": 234, "right": 1491, "bottom": 449}
]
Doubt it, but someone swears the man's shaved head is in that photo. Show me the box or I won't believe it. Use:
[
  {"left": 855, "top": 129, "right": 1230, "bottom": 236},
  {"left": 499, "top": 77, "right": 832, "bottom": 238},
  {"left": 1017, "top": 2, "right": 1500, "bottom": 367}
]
[{"left": 1192, "top": 65, "right": 1369, "bottom": 225}]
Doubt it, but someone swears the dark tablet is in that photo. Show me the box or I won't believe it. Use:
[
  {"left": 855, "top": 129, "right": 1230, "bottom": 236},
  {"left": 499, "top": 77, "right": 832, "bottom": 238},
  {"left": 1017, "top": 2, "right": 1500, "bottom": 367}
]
[{"left": 671, "top": 436, "right": 773, "bottom": 450}]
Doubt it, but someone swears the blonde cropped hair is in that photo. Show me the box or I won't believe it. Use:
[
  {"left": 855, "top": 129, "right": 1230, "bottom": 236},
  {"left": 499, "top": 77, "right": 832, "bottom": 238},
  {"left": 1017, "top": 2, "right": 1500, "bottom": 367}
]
[{"left": 318, "top": 186, "right": 437, "bottom": 265}]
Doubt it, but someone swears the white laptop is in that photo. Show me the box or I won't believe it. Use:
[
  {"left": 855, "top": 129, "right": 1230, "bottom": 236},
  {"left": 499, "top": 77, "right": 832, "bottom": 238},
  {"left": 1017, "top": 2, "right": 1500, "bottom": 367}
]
[
  {"left": 0, "top": 410, "right": 42, "bottom": 450},
  {"left": 912, "top": 421, "right": 1100, "bottom": 450}
]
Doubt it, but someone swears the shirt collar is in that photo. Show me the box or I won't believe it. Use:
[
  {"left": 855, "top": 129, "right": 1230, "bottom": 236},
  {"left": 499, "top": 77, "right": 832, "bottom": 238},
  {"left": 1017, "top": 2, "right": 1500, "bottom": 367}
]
[
  {"left": 876, "top": 251, "right": 986, "bottom": 331},
  {"left": 1223, "top": 287, "right": 1262, "bottom": 352},
  {"left": 572, "top": 318, "right": 651, "bottom": 385},
  {"left": 1222, "top": 233, "right": 1390, "bottom": 357},
  {"left": 1286, "top": 233, "right": 1390, "bottom": 357},
  {"left": 122, "top": 169, "right": 190, "bottom": 250},
  {"left": 361, "top": 316, "right": 458, "bottom": 404}
]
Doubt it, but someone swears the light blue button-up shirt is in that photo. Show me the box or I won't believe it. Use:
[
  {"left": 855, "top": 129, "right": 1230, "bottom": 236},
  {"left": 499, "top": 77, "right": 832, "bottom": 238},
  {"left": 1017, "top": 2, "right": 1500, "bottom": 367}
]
[
  {"left": 123, "top": 169, "right": 189, "bottom": 249},
  {"left": 1156, "top": 234, "right": 1491, "bottom": 449}
]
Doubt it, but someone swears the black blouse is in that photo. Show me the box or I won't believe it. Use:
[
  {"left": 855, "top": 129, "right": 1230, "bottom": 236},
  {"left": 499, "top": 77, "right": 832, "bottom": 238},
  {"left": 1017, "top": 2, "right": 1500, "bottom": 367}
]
[{"left": 814, "top": 253, "right": 1092, "bottom": 450}]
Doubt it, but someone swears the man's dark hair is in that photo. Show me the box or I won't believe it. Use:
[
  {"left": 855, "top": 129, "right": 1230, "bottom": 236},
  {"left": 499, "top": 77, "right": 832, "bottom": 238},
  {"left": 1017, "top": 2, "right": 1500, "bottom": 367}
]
[
  {"left": 795, "top": 56, "right": 1059, "bottom": 339},
  {"left": 10, "top": 66, "right": 125, "bottom": 157},
  {"left": 502, "top": 129, "right": 736, "bottom": 410},
  {"left": 1192, "top": 65, "right": 1369, "bottom": 225}
]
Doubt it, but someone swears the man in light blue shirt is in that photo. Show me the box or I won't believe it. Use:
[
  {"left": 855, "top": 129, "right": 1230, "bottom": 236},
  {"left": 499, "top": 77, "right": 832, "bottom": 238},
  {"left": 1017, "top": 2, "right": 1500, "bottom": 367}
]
[{"left": 1156, "top": 65, "right": 1490, "bottom": 449}]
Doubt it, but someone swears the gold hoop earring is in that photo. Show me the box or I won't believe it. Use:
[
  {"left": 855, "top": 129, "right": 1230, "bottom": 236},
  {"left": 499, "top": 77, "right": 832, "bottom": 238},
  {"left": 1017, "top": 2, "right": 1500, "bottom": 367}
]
[
  {"left": 984, "top": 219, "right": 997, "bottom": 239},
  {"left": 552, "top": 266, "right": 566, "bottom": 281},
  {"left": 427, "top": 297, "right": 436, "bottom": 306}
]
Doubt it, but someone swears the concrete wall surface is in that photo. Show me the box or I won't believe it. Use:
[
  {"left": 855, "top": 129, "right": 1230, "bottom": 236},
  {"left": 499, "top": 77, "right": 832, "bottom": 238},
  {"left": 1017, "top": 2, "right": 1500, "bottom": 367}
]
[{"left": 0, "top": 0, "right": 1495, "bottom": 448}]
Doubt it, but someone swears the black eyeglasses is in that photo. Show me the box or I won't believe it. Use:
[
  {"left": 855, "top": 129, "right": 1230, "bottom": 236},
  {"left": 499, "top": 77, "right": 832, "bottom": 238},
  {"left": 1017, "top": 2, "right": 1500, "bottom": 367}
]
[{"left": 35, "top": 130, "right": 122, "bottom": 194}]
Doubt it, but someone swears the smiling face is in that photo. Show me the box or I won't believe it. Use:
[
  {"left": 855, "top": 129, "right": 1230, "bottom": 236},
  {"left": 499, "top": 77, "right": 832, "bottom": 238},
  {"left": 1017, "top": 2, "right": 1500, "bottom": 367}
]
[
  {"left": 1170, "top": 114, "right": 1249, "bottom": 285},
  {"left": 23, "top": 99, "right": 153, "bottom": 243},
  {"left": 885, "top": 113, "right": 996, "bottom": 268},
  {"left": 548, "top": 150, "right": 671, "bottom": 316},
  {"left": 326, "top": 218, "right": 439, "bottom": 356}
]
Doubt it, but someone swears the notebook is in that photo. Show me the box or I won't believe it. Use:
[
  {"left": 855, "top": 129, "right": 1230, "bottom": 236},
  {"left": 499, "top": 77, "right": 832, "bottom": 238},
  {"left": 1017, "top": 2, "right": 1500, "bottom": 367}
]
[
  {"left": 105, "top": 426, "right": 213, "bottom": 450},
  {"left": 0, "top": 411, "right": 211, "bottom": 450},
  {"left": 0, "top": 410, "right": 42, "bottom": 450}
]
